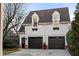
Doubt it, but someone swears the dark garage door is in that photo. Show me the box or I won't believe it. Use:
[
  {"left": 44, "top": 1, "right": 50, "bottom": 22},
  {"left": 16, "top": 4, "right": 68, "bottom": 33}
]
[
  {"left": 28, "top": 37, "right": 42, "bottom": 49},
  {"left": 48, "top": 36, "right": 65, "bottom": 49}
]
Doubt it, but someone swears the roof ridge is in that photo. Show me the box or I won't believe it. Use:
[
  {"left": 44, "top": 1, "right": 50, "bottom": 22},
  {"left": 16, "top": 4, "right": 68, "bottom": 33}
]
[
  {"left": 31, "top": 7, "right": 68, "bottom": 12},
  {"left": 22, "top": 7, "right": 70, "bottom": 24}
]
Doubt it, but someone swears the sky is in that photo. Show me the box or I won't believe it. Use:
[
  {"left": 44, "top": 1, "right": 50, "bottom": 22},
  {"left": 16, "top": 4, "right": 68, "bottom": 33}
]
[{"left": 24, "top": 3, "right": 76, "bottom": 21}]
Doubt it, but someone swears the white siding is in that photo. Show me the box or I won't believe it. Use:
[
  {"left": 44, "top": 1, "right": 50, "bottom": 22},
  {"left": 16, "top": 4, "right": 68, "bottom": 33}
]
[
  {"left": 26, "top": 23, "right": 69, "bottom": 45},
  {"left": 19, "top": 23, "right": 70, "bottom": 47},
  {"left": 25, "top": 24, "right": 69, "bottom": 36},
  {"left": 19, "top": 34, "right": 25, "bottom": 45}
]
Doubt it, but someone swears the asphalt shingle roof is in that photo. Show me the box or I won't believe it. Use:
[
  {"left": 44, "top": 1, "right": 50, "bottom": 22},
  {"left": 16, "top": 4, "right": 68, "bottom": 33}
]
[
  {"left": 18, "top": 25, "right": 25, "bottom": 32},
  {"left": 18, "top": 7, "right": 70, "bottom": 32},
  {"left": 23, "top": 7, "right": 70, "bottom": 24}
]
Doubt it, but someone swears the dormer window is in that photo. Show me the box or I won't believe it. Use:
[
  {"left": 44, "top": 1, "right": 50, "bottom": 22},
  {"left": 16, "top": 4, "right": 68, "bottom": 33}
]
[
  {"left": 52, "top": 11, "right": 60, "bottom": 30},
  {"left": 32, "top": 13, "right": 39, "bottom": 31},
  {"left": 33, "top": 17, "right": 38, "bottom": 27}
]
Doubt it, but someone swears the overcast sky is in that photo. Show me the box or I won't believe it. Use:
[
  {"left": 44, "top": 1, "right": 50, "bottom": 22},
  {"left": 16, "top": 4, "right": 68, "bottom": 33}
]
[{"left": 24, "top": 3, "right": 76, "bottom": 21}]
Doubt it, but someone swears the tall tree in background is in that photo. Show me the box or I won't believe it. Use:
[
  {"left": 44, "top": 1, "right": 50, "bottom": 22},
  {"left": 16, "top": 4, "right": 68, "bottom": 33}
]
[
  {"left": 71, "top": 3, "right": 79, "bottom": 55},
  {"left": 3, "top": 3, "right": 28, "bottom": 40}
]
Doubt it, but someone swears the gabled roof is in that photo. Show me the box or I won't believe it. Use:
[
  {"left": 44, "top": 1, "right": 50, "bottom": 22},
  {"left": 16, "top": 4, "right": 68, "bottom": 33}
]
[
  {"left": 18, "top": 7, "right": 70, "bottom": 33},
  {"left": 23, "top": 7, "right": 70, "bottom": 24},
  {"left": 18, "top": 25, "right": 25, "bottom": 32}
]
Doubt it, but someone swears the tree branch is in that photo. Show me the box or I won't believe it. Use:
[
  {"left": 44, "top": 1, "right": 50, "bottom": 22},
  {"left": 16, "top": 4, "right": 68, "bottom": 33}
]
[{"left": 8, "top": 23, "right": 19, "bottom": 31}]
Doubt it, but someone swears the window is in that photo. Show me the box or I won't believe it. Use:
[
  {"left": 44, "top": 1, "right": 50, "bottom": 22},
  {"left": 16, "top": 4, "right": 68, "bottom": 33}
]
[
  {"left": 33, "top": 17, "right": 38, "bottom": 27},
  {"left": 53, "top": 27, "right": 59, "bottom": 30},
  {"left": 52, "top": 11, "right": 60, "bottom": 30},
  {"left": 32, "top": 28, "right": 38, "bottom": 31},
  {"left": 32, "top": 13, "right": 39, "bottom": 31},
  {"left": 53, "top": 14, "right": 59, "bottom": 29}
]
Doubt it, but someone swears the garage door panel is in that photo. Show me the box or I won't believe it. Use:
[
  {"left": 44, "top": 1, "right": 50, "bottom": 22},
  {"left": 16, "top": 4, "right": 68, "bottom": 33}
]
[
  {"left": 48, "top": 36, "right": 65, "bottom": 49},
  {"left": 28, "top": 37, "right": 42, "bottom": 49}
]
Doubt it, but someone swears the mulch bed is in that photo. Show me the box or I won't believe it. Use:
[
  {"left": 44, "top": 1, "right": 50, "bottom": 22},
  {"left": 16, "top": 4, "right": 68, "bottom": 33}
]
[{"left": 67, "top": 48, "right": 75, "bottom": 56}]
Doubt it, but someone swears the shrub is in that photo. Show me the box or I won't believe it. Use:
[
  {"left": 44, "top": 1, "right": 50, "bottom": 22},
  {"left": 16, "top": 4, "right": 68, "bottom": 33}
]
[
  {"left": 66, "top": 30, "right": 74, "bottom": 48},
  {"left": 3, "top": 35, "right": 19, "bottom": 48}
]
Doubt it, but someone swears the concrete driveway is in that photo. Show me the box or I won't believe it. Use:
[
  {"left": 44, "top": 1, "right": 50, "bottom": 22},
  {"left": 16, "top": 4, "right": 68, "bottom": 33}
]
[{"left": 5, "top": 49, "right": 71, "bottom": 56}]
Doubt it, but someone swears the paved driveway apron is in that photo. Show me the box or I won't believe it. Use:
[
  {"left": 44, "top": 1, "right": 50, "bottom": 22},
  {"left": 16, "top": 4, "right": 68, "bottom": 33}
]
[{"left": 5, "top": 49, "right": 71, "bottom": 56}]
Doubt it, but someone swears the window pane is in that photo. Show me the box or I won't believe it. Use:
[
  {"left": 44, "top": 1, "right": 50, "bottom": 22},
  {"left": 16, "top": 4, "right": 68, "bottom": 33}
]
[
  {"left": 53, "top": 15, "right": 59, "bottom": 27},
  {"left": 33, "top": 22, "right": 37, "bottom": 27},
  {"left": 33, "top": 17, "right": 38, "bottom": 27}
]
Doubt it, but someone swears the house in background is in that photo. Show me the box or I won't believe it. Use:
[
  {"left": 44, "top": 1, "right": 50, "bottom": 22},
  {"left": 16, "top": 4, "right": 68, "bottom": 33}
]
[{"left": 18, "top": 7, "right": 70, "bottom": 49}]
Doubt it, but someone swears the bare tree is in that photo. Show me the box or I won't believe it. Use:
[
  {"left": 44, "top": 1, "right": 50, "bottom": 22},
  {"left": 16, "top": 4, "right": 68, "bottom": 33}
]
[{"left": 3, "top": 3, "right": 28, "bottom": 40}]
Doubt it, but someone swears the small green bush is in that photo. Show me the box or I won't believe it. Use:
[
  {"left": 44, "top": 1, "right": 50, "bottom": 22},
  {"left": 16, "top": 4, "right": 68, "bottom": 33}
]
[
  {"left": 66, "top": 30, "right": 74, "bottom": 48},
  {"left": 3, "top": 36, "right": 19, "bottom": 48}
]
